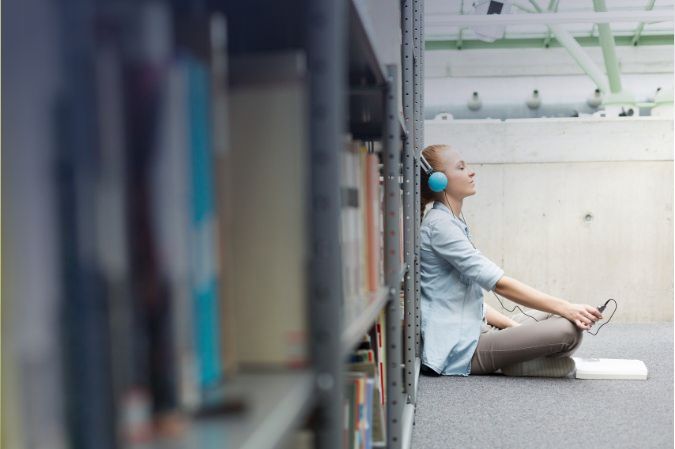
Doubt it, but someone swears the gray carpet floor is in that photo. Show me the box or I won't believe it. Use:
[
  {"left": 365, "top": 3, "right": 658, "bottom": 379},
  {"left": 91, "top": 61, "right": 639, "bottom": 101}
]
[{"left": 412, "top": 323, "right": 674, "bottom": 449}]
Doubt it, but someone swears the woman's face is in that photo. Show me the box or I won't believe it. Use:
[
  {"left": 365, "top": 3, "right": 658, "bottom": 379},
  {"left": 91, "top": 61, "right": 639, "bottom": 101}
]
[{"left": 440, "top": 148, "right": 476, "bottom": 199}]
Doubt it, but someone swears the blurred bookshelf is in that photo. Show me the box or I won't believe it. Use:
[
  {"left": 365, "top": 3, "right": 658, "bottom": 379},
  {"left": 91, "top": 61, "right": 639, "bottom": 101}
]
[
  {"left": 3, "top": 1, "right": 424, "bottom": 449},
  {"left": 130, "top": 372, "right": 314, "bottom": 449}
]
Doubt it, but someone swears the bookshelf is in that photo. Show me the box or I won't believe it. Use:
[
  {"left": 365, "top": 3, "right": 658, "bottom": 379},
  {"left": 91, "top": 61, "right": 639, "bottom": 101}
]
[
  {"left": 341, "top": 287, "right": 389, "bottom": 359},
  {"left": 132, "top": 372, "right": 315, "bottom": 449},
  {"left": 5, "top": 0, "right": 424, "bottom": 449}
]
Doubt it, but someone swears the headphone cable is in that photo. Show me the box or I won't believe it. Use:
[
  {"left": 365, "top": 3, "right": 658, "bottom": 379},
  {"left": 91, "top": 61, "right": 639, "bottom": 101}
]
[{"left": 442, "top": 191, "right": 615, "bottom": 334}]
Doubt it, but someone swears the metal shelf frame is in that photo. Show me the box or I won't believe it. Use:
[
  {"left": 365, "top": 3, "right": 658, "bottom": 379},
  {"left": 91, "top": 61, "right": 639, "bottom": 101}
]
[
  {"left": 146, "top": 372, "right": 315, "bottom": 449},
  {"left": 309, "top": 0, "right": 425, "bottom": 448},
  {"left": 384, "top": 63, "right": 404, "bottom": 449},
  {"left": 341, "top": 287, "right": 390, "bottom": 359},
  {"left": 307, "top": 2, "right": 347, "bottom": 449},
  {"left": 413, "top": 0, "right": 424, "bottom": 389},
  {"left": 52, "top": 0, "right": 424, "bottom": 448},
  {"left": 401, "top": 0, "right": 417, "bottom": 408}
]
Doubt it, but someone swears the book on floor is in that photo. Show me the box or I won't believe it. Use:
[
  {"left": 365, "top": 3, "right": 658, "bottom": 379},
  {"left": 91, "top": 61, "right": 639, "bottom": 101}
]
[{"left": 572, "top": 357, "right": 648, "bottom": 380}]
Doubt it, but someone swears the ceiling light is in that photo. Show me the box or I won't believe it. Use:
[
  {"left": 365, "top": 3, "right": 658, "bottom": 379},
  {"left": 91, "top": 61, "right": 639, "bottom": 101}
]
[{"left": 467, "top": 91, "right": 482, "bottom": 111}]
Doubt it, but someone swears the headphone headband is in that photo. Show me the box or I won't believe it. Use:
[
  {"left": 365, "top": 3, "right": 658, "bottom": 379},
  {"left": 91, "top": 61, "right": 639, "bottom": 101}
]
[
  {"left": 420, "top": 152, "right": 448, "bottom": 193},
  {"left": 420, "top": 153, "right": 433, "bottom": 175}
]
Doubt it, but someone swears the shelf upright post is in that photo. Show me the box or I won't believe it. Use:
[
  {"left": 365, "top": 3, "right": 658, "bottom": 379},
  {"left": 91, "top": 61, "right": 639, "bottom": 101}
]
[
  {"left": 384, "top": 64, "right": 404, "bottom": 449},
  {"left": 412, "top": 0, "right": 423, "bottom": 362},
  {"left": 420, "top": 0, "right": 425, "bottom": 113},
  {"left": 400, "top": 0, "right": 417, "bottom": 406},
  {"left": 307, "top": 1, "right": 346, "bottom": 449}
]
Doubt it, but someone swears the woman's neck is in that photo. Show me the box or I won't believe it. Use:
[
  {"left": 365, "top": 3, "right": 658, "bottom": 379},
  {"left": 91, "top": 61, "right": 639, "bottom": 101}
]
[{"left": 440, "top": 193, "right": 463, "bottom": 218}]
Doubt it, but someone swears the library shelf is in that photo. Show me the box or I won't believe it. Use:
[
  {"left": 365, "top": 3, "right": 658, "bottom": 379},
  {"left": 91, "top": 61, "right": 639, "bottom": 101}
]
[
  {"left": 348, "top": 0, "right": 386, "bottom": 86},
  {"left": 341, "top": 286, "right": 390, "bottom": 359},
  {"left": 400, "top": 263, "right": 408, "bottom": 284},
  {"left": 401, "top": 403, "right": 416, "bottom": 449},
  {"left": 348, "top": 0, "right": 407, "bottom": 141},
  {"left": 414, "top": 356, "right": 421, "bottom": 399},
  {"left": 134, "top": 371, "right": 315, "bottom": 449}
]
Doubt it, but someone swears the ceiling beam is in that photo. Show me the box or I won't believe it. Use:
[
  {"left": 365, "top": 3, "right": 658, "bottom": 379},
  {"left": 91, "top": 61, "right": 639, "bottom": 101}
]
[
  {"left": 425, "top": 35, "right": 674, "bottom": 50},
  {"left": 426, "top": 10, "right": 672, "bottom": 27},
  {"left": 543, "top": 0, "right": 559, "bottom": 48},
  {"left": 631, "top": 0, "right": 657, "bottom": 46},
  {"left": 513, "top": 2, "right": 537, "bottom": 14},
  {"left": 593, "top": 0, "right": 623, "bottom": 94}
]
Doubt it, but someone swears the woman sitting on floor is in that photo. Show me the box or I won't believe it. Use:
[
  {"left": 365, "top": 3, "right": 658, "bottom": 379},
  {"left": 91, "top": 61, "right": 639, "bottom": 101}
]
[{"left": 418, "top": 144, "right": 603, "bottom": 377}]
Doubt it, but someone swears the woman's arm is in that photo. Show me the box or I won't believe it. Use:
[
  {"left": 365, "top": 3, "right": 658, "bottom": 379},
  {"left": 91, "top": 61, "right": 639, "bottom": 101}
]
[
  {"left": 494, "top": 275, "right": 568, "bottom": 316},
  {"left": 484, "top": 302, "right": 519, "bottom": 329},
  {"left": 493, "top": 275, "right": 602, "bottom": 328}
]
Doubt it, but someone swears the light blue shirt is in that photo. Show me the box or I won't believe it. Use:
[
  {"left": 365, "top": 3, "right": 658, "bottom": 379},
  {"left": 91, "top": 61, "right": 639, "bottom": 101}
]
[{"left": 420, "top": 201, "right": 505, "bottom": 376}]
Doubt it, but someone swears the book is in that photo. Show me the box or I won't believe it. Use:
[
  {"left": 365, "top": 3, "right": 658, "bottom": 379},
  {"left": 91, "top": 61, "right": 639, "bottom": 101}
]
[
  {"left": 364, "top": 150, "right": 382, "bottom": 293},
  {"left": 345, "top": 372, "right": 367, "bottom": 449},
  {"left": 572, "top": 357, "right": 649, "bottom": 380},
  {"left": 208, "top": 13, "right": 239, "bottom": 380},
  {"left": 364, "top": 378, "right": 374, "bottom": 449},
  {"left": 229, "top": 52, "right": 308, "bottom": 368},
  {"left": 154, "top": 58, "right": 199, "bottom": 410},
  {"left": 346, "top": 360, "right": 385, "bottom": 446},
  {"left": 371, "top": 312, "right": 387, "bottom": 412},
  {"left": 341, "top": 137, "right": 357, "bottom": 324},
  {"left": 343, "top": 383, "right": 354, "bottom": 449},
  {"left": 186, "top": 56, "right": 224, "bottom": 390}
]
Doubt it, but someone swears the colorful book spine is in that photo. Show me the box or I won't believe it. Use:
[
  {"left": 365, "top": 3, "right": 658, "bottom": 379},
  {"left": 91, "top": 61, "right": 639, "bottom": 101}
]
[
  {"left": 364, "top": 378, "right": 374, "bottom": 449},
  {"left": 208, "top": 12, "right": 239, "bottom": 380},
  {"left": 155, "top": 58, "right": 199, "bottom": 410},
  {"left": 375, "top": 313, "right": 386, "bottom": 406},
  {"left": 186, "top": 57, "right": 223, "bottom": 389},
  {"left": 364, "top": 151, "right": 381, "bottom": 293}
]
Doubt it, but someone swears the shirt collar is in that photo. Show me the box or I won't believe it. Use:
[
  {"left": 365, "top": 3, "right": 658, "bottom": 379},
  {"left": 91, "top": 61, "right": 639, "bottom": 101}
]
[
  {"left": 432, "top": 200, "right": 455, "bottom": 218},
  {"left": 432, "top": 201, "right": 468, "bottom": 229}
]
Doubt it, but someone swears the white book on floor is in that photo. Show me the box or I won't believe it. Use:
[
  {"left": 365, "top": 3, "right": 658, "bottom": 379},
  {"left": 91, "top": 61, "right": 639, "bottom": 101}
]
[{"left": 572, "top": 357, "right": 648, "bottom": 380}]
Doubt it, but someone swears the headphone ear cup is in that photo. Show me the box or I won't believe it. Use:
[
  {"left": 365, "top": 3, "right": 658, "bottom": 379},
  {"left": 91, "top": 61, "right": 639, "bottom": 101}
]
[{"left": 428, "top": 172, "right": 448, "bottom": 192}]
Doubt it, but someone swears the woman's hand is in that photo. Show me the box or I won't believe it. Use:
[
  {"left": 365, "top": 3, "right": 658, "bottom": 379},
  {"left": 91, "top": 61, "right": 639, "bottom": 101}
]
[{"left": 561, "top": 303, "right": 603, "bottom": 330}]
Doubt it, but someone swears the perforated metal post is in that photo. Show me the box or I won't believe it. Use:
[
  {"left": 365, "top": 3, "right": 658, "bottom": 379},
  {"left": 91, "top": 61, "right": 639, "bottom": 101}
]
[
  {"left": 400, "top": 0, "right": 416, "bottom": 406},
  {"left": 307, "top": 1, "right": 346, "bottom": 449},
  {"left": 384, "top": 64, "right": 403, "bottom": 449},
  {"left": 412, "top": 0, "right": 423, "bottom": 361}
]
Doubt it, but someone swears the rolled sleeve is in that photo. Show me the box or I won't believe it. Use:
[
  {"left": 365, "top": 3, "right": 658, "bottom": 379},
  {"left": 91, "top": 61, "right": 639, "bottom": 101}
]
[{"left": 430, "top": 221, "right": 504, "bottom": 291}]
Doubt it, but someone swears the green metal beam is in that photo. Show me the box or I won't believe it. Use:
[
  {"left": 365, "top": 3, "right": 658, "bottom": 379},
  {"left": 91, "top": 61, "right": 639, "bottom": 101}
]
[
  {"left": 548, "top": 22, "right": 609, "bottom": 91},
  {"left": 546, "top": 0, "right": 558, "bottom": 11},
  {"left": 425, "top": 34, "right": 674, "bottom": 50},
  {"left": 457, "top": 0, "right": 465, "bottom": 49},
  {"left": 543, "top": 0, "right": 559, "bottom": 48},
  {"left": 528, "top": 0, "right": 543, "bottom": 13},
  {"left": 631, "top": 0, "right": 657, "bottom": 46},
  {"left": 543, "top": 32, "right": 553, "bottom": 47},
  {"left": 513, "top": 2, "right": 537, "bottom": 14},
  {"left": 593, "top": 0, "right": 622, "bottom": 93}
]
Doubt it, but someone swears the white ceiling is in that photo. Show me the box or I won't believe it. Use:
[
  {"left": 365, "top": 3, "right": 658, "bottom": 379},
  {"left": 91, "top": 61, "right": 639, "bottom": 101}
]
[{"left": 425, "top": 0, "right": 674, "bottom": 40}]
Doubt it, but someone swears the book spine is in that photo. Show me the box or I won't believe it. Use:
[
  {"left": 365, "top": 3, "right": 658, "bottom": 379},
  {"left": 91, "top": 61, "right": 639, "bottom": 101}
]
[
  {"left": 154, "top": 58, "right": 199, "bottom": 411},
  {"left": 186, "top": 57, "right": 223, "bottom": 390},
  {"left": 365, "top": 152, "right": 379, "bottom": 293},
  {"left": 208, "top": 13, "right": 238, "bottom": 380},
  {"left": 365, "top": 378, "right": 374, "bottom": 449},
  {"left": 358, "top": 146, "right": 368, "bottom": 298}
]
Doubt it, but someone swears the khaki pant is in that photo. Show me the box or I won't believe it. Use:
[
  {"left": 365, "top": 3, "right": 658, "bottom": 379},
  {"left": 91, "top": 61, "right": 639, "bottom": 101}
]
[{"left": 470, "top": 309, "right": 583, "bottom": 375}]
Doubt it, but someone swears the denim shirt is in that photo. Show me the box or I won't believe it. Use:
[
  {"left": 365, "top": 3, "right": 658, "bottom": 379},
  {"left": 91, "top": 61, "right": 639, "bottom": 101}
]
[{"left": 420, "top": 201, "right": 505, "bottom": 376}]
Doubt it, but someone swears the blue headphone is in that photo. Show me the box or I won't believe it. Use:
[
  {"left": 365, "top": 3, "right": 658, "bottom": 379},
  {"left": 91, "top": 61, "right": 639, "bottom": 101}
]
[{"left": 420, "top": 153, "right": 448, "bottom": 192}]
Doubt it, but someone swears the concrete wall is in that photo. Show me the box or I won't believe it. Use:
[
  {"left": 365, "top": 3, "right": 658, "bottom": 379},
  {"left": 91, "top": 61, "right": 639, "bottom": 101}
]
[{"left": 424, "top": 117, "right": 674, "bottom": 322}]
